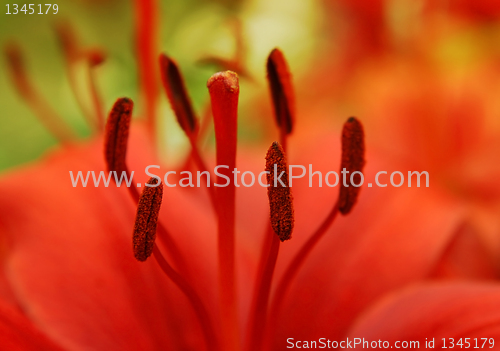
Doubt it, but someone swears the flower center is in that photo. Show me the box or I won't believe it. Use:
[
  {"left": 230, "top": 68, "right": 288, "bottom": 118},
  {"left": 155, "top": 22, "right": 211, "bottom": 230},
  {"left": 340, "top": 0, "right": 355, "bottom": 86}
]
[
  {"left": 122, "top": 48, "right": 364, "bottom": 351},
  {"left": 6, "top": 14, "right": 366, "bottom": 351}
]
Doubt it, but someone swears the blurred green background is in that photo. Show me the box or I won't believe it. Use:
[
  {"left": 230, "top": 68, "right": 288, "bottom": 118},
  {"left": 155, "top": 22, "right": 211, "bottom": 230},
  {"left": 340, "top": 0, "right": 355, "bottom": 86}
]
[
  {"left": 3, "top": 0, "right": 500, "bottom": 172},
  {"left": 0, "top": 0, "right": 324, "bottom": 170}
]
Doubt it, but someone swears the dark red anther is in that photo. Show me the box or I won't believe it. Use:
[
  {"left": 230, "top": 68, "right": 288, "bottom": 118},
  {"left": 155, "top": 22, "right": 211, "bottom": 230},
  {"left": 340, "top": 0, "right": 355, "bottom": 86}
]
[
  {"left": 267, "top": 48, "right": 295, "bottom": 135},
  {"left": 133, "top": 177, "right": 163, "bottom": 262},
  {"left": 266, "top": 141, "right": 294, "bottom": 241},
  {"left": 159, "top": 54, "right": 197, "bottom": 134},
  {"left": 104, "top": 98, "right": 133, "bottom": 174},
  {"left": 338, "top": 117, "right": 365, "bottom": 215}
]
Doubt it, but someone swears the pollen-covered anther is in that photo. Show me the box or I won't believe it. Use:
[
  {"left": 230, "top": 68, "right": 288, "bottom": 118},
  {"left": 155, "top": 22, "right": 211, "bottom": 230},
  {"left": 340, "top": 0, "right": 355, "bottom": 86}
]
[
  {"left": 133, "top": 177, "right": 163, "bottom": 262},
  {"left": 104, "top": 98, "right": 133, "bottom": 174},
  {"left": 267, "top": 48, "right": 295, "bottom": 134},
  {"left": 338, "top": 117, "right": 366, "bottom": 215},
  {"left": 159, "top": 54, "right": 197, "bottom": 134},
  {"left": 266, "top": 141, "right": 294, "bottom": 241}
]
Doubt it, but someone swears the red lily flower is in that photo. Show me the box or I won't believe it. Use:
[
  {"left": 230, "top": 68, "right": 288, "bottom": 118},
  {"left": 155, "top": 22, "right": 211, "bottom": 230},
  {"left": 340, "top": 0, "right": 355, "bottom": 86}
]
[{"left": 2, "top": 1, "right": 500, "bottom": 350}]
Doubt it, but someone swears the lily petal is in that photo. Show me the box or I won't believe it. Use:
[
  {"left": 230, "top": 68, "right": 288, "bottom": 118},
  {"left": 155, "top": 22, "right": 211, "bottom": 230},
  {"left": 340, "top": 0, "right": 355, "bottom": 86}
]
[
  {"left": 0, "top": 300, "right": 62, "bottom": 350},
  {"left": 348, "top": 282, "right": 500, "bottom": 344},
  {"left": 0, "top": 131, "right": 214, "bottom": 350}
]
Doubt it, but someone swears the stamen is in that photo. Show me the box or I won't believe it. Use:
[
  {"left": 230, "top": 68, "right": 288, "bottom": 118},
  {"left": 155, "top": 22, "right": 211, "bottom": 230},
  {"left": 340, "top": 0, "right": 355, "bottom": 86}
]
[
  {"left": 133, "top": 177, "right": 163, "bottom": 262},
  {"left": 103, "top": 99, "right": 190, "bottom": 276},
  {"left": 338, "top": 117, "right": 365, "bottom": 214},
  {"left": 159, "top": 54, "right": 197, "bottom": 134},
  {"left": 269, "top": 117, "right": 365, "bottom": 328},
  {"left": 246, "top": 141, "right": 293, "bottom": 351},
  {"left": 159, "top": 54, "right": 217, "bottom": 209},
  {"left": 4, "top": 43, "right": 76, "bottom": 144},
  {"left": 207, "top": 70, "right": 239, "bottom": 350},
  {"left": 104, "top": 97, "right": 133, "bottom": 176},
  {"left": 266, "top": 141, "right": 294, "bottom": 241},
  {"left": 267, "top": 48, "right": 295, "bottom": 148},
  {"left": 253, "top": 52, "right": 295, "bottom": 343}
]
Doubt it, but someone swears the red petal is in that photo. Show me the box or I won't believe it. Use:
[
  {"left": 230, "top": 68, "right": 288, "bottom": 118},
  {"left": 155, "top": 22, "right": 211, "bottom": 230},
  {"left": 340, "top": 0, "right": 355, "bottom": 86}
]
[
  {"left": 0, "top": 300, "right": 62, "bottom": 350},
  {"left": 349, "top": 283, "right": 500, "bottom": 343},
  {"left": 0, "top": 126, "right": 215, "bottom": 350},
  {"left": 430, "top": 222, "right": 498, "bottom": 280}
]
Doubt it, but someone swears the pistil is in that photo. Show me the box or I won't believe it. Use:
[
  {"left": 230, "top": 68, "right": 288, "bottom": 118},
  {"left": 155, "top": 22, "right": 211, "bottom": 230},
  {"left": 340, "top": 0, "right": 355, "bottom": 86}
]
[{"left": 207, "top": 71, "right": 240, "bottom": 351}]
